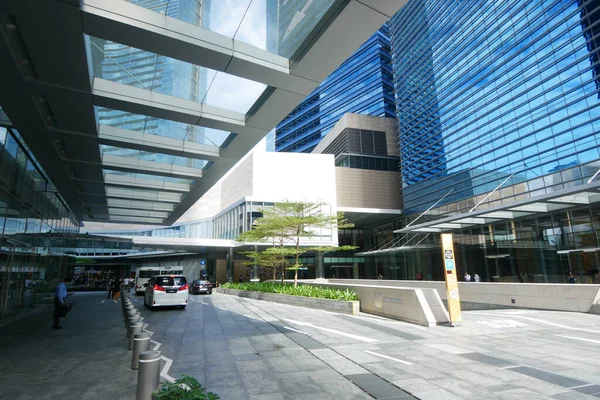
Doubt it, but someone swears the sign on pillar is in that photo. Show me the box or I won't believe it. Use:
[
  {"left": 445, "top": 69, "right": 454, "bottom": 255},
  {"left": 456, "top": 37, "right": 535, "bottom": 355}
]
[{"left": 441, "top": 233, "right": 462, "bottom": 326}]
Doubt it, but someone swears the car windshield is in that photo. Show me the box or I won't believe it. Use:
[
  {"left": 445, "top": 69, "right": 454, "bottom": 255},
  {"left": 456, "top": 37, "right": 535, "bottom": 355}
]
[{"left": 155, "top": 277, "right": 187, "bottom": 286}]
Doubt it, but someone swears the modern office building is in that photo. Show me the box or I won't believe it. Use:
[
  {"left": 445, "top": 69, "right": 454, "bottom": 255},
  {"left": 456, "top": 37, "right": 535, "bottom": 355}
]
[
  {"left": 275, "top": 24, "right": 395, "bottom": 153},
  {"left": 368, "top": 0, "right": 600, "bottom": 283}
]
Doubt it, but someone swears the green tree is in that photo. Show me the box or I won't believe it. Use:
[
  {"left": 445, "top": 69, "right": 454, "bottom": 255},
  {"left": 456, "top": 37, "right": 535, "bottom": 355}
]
[{"left": 236, "top": 201, "right": 356, "bottom": 287}]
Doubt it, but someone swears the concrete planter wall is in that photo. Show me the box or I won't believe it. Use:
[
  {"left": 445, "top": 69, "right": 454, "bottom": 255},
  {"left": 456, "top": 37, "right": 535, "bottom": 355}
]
[
  {"left": 216, "top": 288, "right": 360, "bottom": 315},
  {"left": 330, "top": 279, "right": 600, "bottom": 313}
]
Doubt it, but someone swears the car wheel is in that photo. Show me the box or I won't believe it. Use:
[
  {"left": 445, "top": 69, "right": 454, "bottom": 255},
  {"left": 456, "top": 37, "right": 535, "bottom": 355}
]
[
  {"left": 208, "top": 290, "right": 212, "bottom": 295},
  {"left": 180, "top": 305, "right": 186, "bottom": 310}
]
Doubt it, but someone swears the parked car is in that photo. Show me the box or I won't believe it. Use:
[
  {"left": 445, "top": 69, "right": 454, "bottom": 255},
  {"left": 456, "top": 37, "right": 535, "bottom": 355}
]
[
  {"left": 189, "top": 280, "right": 213, "bottom": 295},
  {"left": 144, "top": 275, "right": 188, "bottom": 310}
]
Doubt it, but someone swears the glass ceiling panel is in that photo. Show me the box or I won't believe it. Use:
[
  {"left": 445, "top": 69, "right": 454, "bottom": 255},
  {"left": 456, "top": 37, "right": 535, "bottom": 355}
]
[
  {"left": 96, "top": 107, "right": 231, "bottom": 148},
  {"left": 125, "top": 0, "right": 336, "bottom": 59},
  {"left": 88, "top": 36, "right": 267, "bottom": 114},
  {"left": 100, "top": 145, "right": 208, "bottom": 169},
  {"left": 103, "top": 169, "right": 194, "bottom": 186}
]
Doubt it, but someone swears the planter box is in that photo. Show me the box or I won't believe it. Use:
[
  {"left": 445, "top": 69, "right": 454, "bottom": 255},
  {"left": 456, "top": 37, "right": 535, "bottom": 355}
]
[{"left": 216, "top": 288, "right": 360, "bottom": 315}]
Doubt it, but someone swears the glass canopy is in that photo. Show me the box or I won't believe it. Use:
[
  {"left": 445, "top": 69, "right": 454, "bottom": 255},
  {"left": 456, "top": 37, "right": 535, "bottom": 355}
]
[
  {"left": 96, "top": 107, "right": 232, "bottom": 148},
  {"left": 125, "top": 0, "right": 336, "bottom": 58},
  {"left": 100, "top": 145, "right": 208, "bottom": 169},
  {"left": 103, "top": 169, "right": 194, "bottom": 185},
  {"left": 88, "top": 36, "right": 267, "bottom": 114}
]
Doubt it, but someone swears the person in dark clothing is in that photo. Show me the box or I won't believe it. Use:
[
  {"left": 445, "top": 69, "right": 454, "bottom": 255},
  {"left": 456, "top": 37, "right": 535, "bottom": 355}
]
[
  {"left": 112, "top": 279, "right": 121, "bottom": 303},
  {"left": 107, "top": 277, "right": 114, "bottom": 299},
  {"left": 53, "top": 276, "right": 72, "bottom": 329}
]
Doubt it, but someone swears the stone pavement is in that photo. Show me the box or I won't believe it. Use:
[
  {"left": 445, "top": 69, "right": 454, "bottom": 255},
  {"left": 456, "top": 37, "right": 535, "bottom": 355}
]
[
  {"left": 2, "top": 290, "right": 600, "bottom": 399},
  {"left": 0, "top": 292, "right": 137, "bottom": 400}
]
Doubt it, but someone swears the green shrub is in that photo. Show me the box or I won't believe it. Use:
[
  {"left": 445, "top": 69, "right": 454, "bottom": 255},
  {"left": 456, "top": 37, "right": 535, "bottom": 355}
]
[
  {"left": 153, "top": 375, "right": 219, "bottom": 400},
  {"left": 220, "top": 282, "right": 357, "bottom": 301}
]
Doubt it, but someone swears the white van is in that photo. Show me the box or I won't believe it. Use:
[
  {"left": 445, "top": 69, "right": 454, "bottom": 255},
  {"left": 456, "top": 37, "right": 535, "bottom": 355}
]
[
  {"left": 144, "top": 275, "right": 189, "bottom": 310},
  {"left": 159, "top": 266, "right": 183, "bottom": 275},
  {"left": 134, "top": 267, "right": 160, "bottom": 295}
]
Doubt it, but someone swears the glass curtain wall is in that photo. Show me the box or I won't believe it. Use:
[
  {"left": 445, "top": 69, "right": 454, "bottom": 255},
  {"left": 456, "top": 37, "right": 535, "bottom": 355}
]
[
  {"left": 0, "top": 127, "right": 80, "bottom": 322},
  {"left": 391, "top": 0, "right": 600, "bottom": 215}
]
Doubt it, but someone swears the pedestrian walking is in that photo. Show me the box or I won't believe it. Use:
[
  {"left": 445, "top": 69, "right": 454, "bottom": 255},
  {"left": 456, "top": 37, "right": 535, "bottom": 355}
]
[
  {"left": 53, "top": 277, "right": 72, "bottom": 329},
  {"left": 568, "top": 271, "right": 576, "bottom": 284},
  {"left": 107, "top": 277, "right": 114, "bottom": 299},
  {"left": 112, "top": 278, "right": 121, "bottom": 303}
]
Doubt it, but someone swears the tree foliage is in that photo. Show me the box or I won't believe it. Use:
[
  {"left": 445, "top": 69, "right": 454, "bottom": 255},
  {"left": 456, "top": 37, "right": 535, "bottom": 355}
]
[{"left": 236, "top": 201, "right": 357, "bottom": 287}]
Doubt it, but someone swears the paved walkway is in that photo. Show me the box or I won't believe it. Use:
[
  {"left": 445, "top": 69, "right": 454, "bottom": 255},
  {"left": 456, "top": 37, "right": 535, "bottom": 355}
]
[
  {"left": 2, "top": 290, "right": 600, "bottom": 399},
  {"left": 0, "top": 292, "right": 137, "bottom": 400}
]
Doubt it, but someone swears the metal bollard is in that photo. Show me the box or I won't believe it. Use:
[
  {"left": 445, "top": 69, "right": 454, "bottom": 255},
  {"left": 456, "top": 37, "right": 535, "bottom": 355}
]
[
  {"left": 126, "top": 313, "right": 138, "bottom": 327},
  {"left": 131, "top": 332, "right": 151, "bottom": 369},
  {"left": 127, "top": 316, "right": 141, "bottom": 336},
  {"left": 124, "top": 308, "right": 136, "bottom": 321},
  {"left": 136, "top": 350, "right": 161, "bottom": 400},
  {"left": 128, "top": 322, "right": 143, "bottom": 349}
]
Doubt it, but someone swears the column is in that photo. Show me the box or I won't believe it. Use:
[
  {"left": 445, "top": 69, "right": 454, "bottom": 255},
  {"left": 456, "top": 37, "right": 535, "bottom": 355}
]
[
  {"left": 226, "top": 248, "right": 234, "bottom": 283},
  {"left": 250, "top": 245, "right": 260, "bottom": 281},
  {"left": 314, "top": 251, "right": 325, "bottom": 279}
]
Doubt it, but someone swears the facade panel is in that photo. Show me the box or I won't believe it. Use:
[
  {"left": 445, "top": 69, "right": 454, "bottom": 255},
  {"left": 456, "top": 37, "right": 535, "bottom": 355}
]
[
  {"left": 275, "top": 25, "right": 395, "bottom": 153},
  {"left": 391, "top": 0, "right": 600, "bottom": 215}
]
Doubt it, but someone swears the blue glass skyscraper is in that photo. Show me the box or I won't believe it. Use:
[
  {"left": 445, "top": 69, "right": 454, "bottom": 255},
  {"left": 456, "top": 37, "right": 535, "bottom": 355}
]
[
  {"left": 391, "top": 0, "right": 600, "bottom": 215},
  {"left": 275, "top": 25, "right": 395, "bottom": 153}
]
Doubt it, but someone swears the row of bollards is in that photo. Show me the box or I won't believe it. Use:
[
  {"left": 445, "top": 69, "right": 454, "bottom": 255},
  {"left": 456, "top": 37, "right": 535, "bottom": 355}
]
[{"left": 121, "top": 292, "right": 161, "bottom": 400}]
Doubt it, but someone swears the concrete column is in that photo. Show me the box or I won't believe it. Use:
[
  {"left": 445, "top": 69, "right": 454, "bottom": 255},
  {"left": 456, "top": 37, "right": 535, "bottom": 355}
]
[
  {"left": 250, "top": 245, "right": 260, "bottom": 281},
  {"left": 226, "top": 247, "right": 234, "bottom": 283},
  {"left": 314, "top": 251, "right": 325, "bottom": 279},
  {"left": 352, "top": 262, "right": 359, "bottom": 279}
]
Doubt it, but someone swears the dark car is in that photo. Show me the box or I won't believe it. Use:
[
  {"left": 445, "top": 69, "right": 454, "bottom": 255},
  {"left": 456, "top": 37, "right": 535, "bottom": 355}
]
[{"left": 189, "top": 280, "right": 213, "bottom": 295}]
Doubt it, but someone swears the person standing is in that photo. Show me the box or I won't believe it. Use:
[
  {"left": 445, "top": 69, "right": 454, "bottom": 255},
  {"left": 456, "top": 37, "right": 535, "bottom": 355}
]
[
  {"left": 464, "top": 272, "right": 471, "bottom": 282},
  {"left": 473, "top": 273, "right": 480, "bottom": 282},
  {"left": 568, "top": 271, "right": 576, "bottom": 284},
  {"left": 53, "top": 276, "right": 72, "bottom": 329}
]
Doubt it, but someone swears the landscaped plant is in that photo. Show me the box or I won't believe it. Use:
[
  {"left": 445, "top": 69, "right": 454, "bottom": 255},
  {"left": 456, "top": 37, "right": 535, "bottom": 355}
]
[
  {"left": 236, "top": 200, "right": 357, "bottom": 287},
  {"left": 153, "top": 375, "right": 219, "bottom": 400},
  {"left": 221, "top": 282, "right": 358, "bottom": 301}
]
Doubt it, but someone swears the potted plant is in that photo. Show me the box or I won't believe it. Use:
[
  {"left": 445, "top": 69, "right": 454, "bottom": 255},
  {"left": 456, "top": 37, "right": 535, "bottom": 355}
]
[{"left": 153, "top": 375, "right": 219, "bottom": 400}]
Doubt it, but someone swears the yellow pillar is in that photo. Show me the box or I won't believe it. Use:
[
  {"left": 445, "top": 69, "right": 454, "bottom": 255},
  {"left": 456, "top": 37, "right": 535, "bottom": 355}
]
[{"left": 441, "top": 233, "right": 462, "bottom": 326}]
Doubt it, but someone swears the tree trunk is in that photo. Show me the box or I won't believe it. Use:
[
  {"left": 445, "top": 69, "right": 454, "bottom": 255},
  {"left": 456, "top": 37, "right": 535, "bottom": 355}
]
[
  {"left": 294, "top": 269, "right": 298, "bottom": 288},
  {"left": 272, "top": 266, "right": 276, "bottom": 281}
]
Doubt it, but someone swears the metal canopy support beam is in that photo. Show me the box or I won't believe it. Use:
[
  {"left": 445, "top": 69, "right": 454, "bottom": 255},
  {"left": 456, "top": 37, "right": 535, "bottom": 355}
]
[
  {"left": 107, "top": 208, "right": 169, "bottom": 219},
  {"left": 98, "top": 125, "right": 220, "bottom": 161},
  {"left": 80, "top": 0, "right": 320, "bottom": 97},
  {"left": 102, "top": 187, "right": 183, "bottom": 203},
  {"left": 101, "top": 154, "right": 202, "bottom": 180},
  {"left": 92, "top": 78, "right": 265, "bottom": 137},
  {"left": 103, "top": 174, "right": 190, "bottom": 193},
  {"left": 85, "top": 199, "right": 175, "bottom": 212}
]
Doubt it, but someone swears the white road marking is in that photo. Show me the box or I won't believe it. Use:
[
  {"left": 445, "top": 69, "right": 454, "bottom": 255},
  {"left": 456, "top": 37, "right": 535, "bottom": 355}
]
[
  {"left": 364, "top": 350, "right": 413, "bottom": 365},
  {"left": 467, "top": 312, "right": 600, "bottom": 333},
  {"left": 500, "top": 364, "right": 523, "bottom": 369},
  {"left": 143, "top": 323, "right": 154, "bottom": 335},
  {"left": 347, "top": 314, "right": 427, "bottom": 330},
  {"left": 101, "top": 300, "right": 105, "bottom": 304},
  {"left": 282, "top": 318, "right": 378, "bottom": 343},
  {"left": 568, "top": 383, "right": 595, "bottom": 390},
  {"left": 477, "top": 319, "right": 528, "bottom": 328},
  {"left": 160, "top": 355, "right": 175, "bottom": 383},
  {"left": 150, "top": 339, "right": 161, "bottom": 350},
  {"left": 243, "top": 314, "right": 260, "bottom": 320},
  {"left": 555, "top": 335, "right": 600, "bottom": 345},
  {"left": 283, "top": 326, "right": 308, "bottom": 335},
  {"left": 201, "top": 301, "right": 209, "bottom": 305},
  {"left": 216, "top": 306, "right": 227, "bottom": 311}
]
